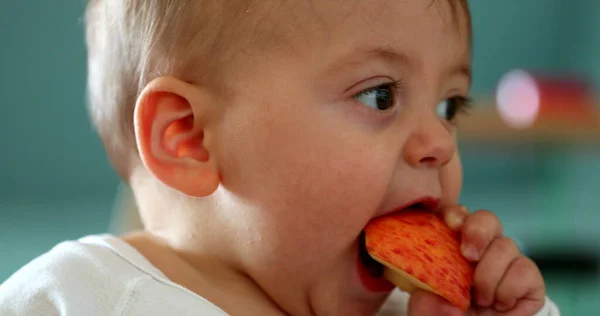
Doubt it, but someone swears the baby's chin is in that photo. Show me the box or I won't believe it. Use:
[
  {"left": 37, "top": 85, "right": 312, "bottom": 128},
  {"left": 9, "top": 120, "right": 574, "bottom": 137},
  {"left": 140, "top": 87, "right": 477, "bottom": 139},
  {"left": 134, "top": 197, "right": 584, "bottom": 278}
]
[
  {"left": 337, "top": 299, "right": 390, "bottom": 316},
  {"left": 280, "top": 247, "right": 388, "bottom": 315},
  {"left": 307, "top": 280, "right": 389, "bottom": 316},
  {"left": 324, "top": 237, "right": 400, "bottom": 315}
]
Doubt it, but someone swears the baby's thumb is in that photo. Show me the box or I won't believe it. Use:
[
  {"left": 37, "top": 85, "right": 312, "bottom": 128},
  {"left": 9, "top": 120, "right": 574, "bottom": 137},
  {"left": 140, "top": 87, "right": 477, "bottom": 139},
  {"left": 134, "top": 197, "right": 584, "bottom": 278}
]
[{"left": 407, "top": 290, "right": 464, "bottom": 316}]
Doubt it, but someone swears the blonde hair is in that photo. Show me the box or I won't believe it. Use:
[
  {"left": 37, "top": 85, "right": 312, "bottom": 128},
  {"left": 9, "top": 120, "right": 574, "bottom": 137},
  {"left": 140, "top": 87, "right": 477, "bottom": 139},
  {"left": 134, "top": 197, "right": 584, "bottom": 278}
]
[{"left": 84, "top": 0, "right": 263, "bottom": 178}]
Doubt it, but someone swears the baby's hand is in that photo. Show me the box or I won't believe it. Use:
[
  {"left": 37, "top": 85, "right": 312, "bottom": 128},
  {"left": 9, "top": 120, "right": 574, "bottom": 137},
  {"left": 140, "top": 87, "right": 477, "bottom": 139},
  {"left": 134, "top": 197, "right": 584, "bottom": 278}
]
[
  {"left": 445, "top": 205, "right": 546, "bottom": 315},
  {"left": 407, "top": 206, "right": 547, "bottom": 316}
]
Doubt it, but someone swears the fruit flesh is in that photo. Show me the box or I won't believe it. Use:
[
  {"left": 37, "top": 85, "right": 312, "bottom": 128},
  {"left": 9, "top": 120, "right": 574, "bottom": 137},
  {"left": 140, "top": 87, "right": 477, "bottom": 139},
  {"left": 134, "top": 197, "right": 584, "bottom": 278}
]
[{"left": 364, "top": 210, "right": 473, "bottom": 311}]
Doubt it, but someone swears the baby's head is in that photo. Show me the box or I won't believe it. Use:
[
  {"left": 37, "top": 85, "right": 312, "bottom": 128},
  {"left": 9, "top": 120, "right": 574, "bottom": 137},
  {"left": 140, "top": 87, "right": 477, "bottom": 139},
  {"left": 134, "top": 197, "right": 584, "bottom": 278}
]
[{"left": 86, "top": 0, "right": 471, "bottom": 314}]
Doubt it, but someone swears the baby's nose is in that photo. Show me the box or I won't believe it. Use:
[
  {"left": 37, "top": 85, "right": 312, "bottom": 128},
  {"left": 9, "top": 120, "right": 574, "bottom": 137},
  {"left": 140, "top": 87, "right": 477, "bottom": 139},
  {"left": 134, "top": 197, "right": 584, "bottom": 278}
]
[{"left": 402, "top": 120, "right": 456, "bottom": 169}]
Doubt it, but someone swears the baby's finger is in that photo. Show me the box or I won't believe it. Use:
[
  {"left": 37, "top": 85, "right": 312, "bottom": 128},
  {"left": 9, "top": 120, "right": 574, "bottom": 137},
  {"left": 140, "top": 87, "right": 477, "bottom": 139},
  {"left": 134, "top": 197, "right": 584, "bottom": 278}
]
[
  {"left": 460, "top": 210, "right": 503, "bottom": 262},
  {"left": 494, "top": 256, "right": 545, "bottom": 312},
  {"left": 497, "top": 299, "right": 546, "bottom": 316},
  {"left": 407, "top": 290, "right": 464, "bottom": 316},
  {"left": 441, "top": 205, "right": 469, "bottom": 231},
  {"left": 473, "top": 237, "right": 520, "bottom": 308},
  {"left": 467, "top": 299, "right": 544, "bottom": 316}
]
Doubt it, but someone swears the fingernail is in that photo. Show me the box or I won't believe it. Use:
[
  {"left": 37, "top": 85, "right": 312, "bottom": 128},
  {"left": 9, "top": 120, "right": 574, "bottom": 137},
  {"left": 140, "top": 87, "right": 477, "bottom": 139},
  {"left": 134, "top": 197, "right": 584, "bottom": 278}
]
[
  {"left": 446, "top": 212, "right": 464, "bottom": 230},
  {"left": 442, "top": 304, "right": 463, "bottom": 316},
  {"left": 494, "top": 300, "right": 514, "bottom": 312},
  {"left": 461, "top": 244, "right": 479, "bottom": 261}
]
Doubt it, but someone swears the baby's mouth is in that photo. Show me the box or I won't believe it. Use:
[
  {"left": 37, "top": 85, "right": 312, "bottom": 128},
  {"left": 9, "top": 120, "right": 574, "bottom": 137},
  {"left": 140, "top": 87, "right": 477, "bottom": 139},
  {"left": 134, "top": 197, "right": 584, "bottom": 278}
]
[{"left": 359, "top": 231, "right": 384, "bottom": 277}]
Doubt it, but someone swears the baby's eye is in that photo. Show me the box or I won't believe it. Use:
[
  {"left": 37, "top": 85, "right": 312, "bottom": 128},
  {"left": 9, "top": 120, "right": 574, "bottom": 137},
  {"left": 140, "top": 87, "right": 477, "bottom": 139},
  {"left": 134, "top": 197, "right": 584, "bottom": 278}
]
[
  {"left": 353, "top": 83, "right": 397, "bottom": 112},
  {"left": 436, "top": 96, "right": 472, "bottom": 122}
]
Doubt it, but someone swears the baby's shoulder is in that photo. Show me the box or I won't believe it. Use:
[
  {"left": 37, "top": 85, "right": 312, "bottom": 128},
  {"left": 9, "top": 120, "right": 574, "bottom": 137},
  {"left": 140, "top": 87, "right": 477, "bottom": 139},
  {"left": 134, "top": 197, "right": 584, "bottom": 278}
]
[
  {"left": 0, "top": 235, "right": 227, "bottom": 316},
  {"left": 0, "top": 235, "right": 146, "bottom": 315}
]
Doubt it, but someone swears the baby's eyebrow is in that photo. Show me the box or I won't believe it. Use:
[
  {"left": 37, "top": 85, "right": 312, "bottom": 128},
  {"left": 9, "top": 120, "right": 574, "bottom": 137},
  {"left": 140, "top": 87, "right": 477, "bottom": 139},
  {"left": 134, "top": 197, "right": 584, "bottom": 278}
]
[
  {"left": 324, "top": 46, "right": 472, "bottom": 86},
  {"left": 450, "top": 63, "right": 472, "bottom": 87},
  {"left": 324, "top": 46, "right": 413, "bottom": 78}
]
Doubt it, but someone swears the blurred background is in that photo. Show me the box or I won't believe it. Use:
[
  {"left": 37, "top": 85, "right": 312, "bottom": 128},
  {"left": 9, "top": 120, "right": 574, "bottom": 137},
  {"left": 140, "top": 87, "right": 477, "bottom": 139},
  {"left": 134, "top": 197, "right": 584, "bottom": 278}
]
[{"left": 1, "top": 0, "right": 599, "bottom": 314}]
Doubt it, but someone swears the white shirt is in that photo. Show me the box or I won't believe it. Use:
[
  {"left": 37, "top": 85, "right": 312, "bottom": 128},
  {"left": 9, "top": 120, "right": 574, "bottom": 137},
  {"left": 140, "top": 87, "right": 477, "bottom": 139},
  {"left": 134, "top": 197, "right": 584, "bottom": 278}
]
[{"left": 0, "top": 235, "right": 560, "bottom": 316}]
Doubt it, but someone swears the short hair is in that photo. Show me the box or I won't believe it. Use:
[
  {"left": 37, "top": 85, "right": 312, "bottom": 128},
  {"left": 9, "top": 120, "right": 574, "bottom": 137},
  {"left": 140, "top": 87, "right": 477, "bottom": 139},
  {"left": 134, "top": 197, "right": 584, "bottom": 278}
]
[
  {"left": 433, "top": 0, "right": 472, "bottom": 39},
  {"left": 449, "top": 0, "right": 472, "bottom": 37}
]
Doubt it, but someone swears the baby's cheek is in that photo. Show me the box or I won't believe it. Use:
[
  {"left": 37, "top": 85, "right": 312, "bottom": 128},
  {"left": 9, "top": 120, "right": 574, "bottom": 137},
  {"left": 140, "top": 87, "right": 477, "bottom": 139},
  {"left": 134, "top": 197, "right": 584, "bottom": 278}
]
[
  {"left": 275, "top": 138, "right": 391, "bottom": 225},
  {"left": 309, "top": 146, "right": 392, "bottom": 224},
  {"left": 222, "top": 97, "right": 394, "bottom": 244},
  {"left": 257, "top": 150, "right": 389, "bottom": 267}
]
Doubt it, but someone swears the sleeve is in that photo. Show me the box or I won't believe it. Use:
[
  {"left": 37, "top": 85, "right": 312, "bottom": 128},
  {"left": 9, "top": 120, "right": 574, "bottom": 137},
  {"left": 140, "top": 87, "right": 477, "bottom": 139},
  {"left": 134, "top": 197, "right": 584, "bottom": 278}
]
[
  {"left": 376, "top": 290, "right": 560, "bottom": 316},
  {"left": 0, "top": 241, "right": 126, "bottom": 316},
  {"left": 377, "top": 289, "right": 409, "bottom": 316},
  {"left": 0, "top": 280, "right": 62, "bottom": 315},
  {"left": 0, "top": 254, "right": 64, "bottom": 316},
  {"left": 536, "top": 296, "right": 561, "bottom": 316}
]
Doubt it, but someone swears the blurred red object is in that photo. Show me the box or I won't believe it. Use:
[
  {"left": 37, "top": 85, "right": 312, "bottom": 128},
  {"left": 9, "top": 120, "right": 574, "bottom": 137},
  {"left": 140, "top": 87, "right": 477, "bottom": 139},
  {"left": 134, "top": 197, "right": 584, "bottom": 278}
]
[{"left": 496, "top": 70, "right": 598, "bottom": 129}]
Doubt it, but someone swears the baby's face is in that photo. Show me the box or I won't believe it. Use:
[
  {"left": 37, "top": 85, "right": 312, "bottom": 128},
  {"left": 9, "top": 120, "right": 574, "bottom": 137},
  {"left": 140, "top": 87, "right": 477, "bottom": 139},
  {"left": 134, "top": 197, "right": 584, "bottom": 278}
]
[{"left": 212, "top": 0, "right": 470, "bottom": 314}]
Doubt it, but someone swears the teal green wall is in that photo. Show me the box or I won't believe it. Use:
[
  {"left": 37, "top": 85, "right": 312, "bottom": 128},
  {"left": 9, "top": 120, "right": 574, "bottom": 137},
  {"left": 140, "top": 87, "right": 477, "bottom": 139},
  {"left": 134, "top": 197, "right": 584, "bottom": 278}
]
[
  {"left": 0, "top": 0, "right": 118, "bottom": 282},
  {"left": 559, "top": 1, "right": 600, "bottom": 90},
  {"left": 0, "top": 1, "right": 119, "bottom": 200},
  {"left": 469, "top": 0, "right": 600, "bottom": 94},
  {"left": 468, "top": 0, "right": 567, "bottom": 94}
]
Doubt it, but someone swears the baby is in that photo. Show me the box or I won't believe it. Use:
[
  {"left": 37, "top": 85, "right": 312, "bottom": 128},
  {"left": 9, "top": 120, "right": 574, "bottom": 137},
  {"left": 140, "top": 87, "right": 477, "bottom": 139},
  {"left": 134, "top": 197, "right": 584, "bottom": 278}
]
[{"left": 0, "top": 0, "right": 560, "bottom": 315}]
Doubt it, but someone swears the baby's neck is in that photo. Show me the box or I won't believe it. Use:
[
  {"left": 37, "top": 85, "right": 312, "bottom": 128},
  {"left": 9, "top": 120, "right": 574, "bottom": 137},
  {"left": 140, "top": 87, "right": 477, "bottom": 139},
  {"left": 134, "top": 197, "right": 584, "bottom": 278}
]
[{"left": 121, "top": 231, "right": 287, "bottom": 316}]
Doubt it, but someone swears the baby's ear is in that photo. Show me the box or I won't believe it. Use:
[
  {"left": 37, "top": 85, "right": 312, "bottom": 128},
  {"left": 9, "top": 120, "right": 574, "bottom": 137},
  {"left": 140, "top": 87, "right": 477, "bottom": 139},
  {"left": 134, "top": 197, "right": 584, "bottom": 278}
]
[{"left": 134, "top": 77, "right": 220, "bottom": 197}]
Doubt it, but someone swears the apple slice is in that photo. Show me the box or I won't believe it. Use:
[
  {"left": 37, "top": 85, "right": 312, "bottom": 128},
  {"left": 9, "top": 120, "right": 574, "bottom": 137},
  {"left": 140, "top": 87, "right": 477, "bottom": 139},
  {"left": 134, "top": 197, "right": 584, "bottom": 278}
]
[{"left": 364, "top": 210, "right": 474, "bottom": 311}]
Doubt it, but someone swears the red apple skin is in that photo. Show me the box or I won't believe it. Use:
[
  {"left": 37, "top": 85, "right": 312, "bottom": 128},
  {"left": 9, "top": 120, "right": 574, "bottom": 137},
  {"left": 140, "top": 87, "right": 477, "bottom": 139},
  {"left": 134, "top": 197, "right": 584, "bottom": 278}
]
[{"left": 365, "top": 210, "right": 474, "bottom": 311}]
